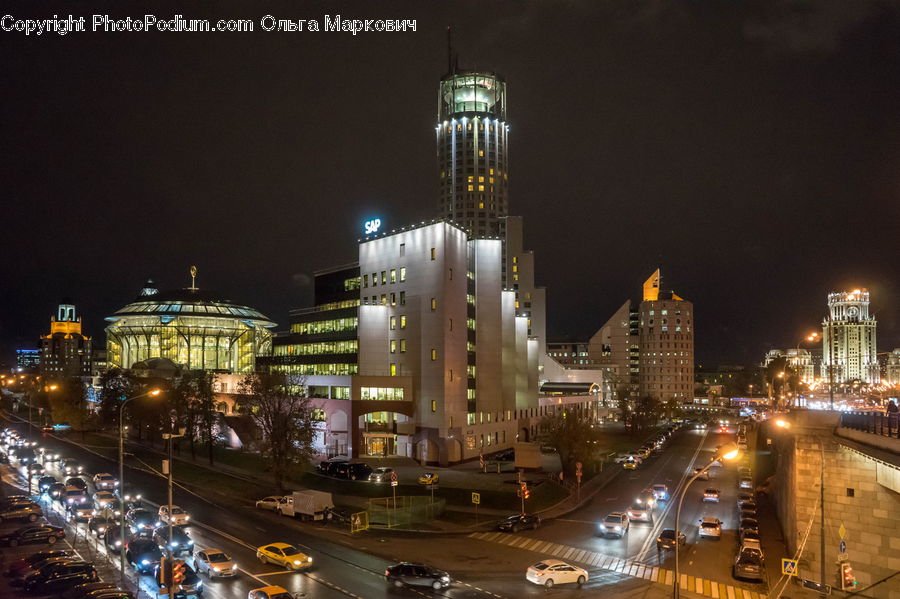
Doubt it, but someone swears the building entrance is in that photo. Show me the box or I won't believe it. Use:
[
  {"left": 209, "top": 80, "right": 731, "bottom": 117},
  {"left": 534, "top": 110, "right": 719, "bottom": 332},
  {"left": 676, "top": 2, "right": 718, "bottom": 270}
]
[{"left": 364, "top": 433, "right": 396, "bottom": 457}]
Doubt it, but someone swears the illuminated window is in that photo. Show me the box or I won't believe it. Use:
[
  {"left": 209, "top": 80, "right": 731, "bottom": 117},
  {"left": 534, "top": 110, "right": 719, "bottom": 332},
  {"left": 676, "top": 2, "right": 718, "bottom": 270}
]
[
  {"left": 490, "top": 168, "right": 494, "bottom": 175},
  {"left": 431, "top": 349, "right": 437, "bottom": 361},
  {"left": 390, "top": 269, "right": 396, "bottom": 283},
  {"left": 431, "top": 400, "right": 437, "bottom": 412},
  {"left": 381, "top": 294, "right": 387, "bottom": 305},
  {"left": 390, "top": 363, "right": 397, "bottom": 376},
  {"left": 399, "top": 267, "right": 406, "bottom": 281},
  {"left": 467, "top": 185, "right": 474, "bottom": 191},
  {"left": 513, "top": 274, "right": 519, "bottom": 281},
  {"left": 479, "top": 149, "right": 484, "bottom": 157},
  {"left": 479, "top": 202, "right": 484, "bottom": 209},
  {"left": 515, "top": 301, "right": 519, "bottom": 309},
  {"left": 400, "top": 315, "right": 406, "bottom": 329},
  {"left": 467, "top": 175, "right": 474, "bottom": 183},
  {"left": 478, "top": 176, "right": 484, "bottom": 182},
  {"left": 489, "top": 177, "right": 494, "bottom": 184},
  {"left": 478, "top": 185, "right": 484, "bottom": 191},
  {"left": 390, "top": 340, "right": 396, "bottom": 353},
  {"left": 512, "top": 256, "right": 517, "bottom": 264},
  {"left": 431, "top": 298, "right": 437, "bottom": 311},
  {"left": 389, "top": 316, "right": 396, "bottom": 330},
  {"left": 381, "top": 271, "right": 387, "bottom": 284},
  {"left": 512, "top": 265, "right": 518, "bottom": 272},
  {"left": 390, "top": 293, "right": 396, "bottom": 306},
  {"left": 430, "top": 248, "right": 436, "bottom": 260}
]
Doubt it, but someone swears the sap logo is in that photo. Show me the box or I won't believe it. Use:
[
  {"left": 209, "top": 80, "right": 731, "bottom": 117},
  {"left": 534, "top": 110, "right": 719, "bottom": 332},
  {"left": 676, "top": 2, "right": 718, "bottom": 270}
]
[{"left": 364, "top": 218, "right": 382, "bottom": 235}]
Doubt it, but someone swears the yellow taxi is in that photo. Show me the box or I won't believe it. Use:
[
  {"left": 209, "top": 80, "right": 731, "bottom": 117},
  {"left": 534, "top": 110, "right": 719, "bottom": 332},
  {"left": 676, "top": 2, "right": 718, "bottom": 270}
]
[
  {"left": 248, "top": 586, "right": 293, "bottom": 599},
  {"left": 623, "top": 460, "right": 637, "bottom": 470},
  {"left": 256, "top": 542, "right": 313, "bottom": 571},
  {"left": 418, "top": 472, "right": 439, "bottom": 485}
]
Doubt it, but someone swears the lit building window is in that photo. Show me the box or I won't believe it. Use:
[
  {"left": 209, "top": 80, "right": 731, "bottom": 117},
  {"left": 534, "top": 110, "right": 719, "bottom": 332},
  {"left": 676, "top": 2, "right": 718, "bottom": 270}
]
[
  {"left": 381, "top": 271, "right": 387, "bottom": 284},
  {"left": 431, "top": 298, "right": 437, "bottom": 311},
  {"left": 400, "top": 339, "right": 406, "bottom": 352},
  {"left": 431, "top": 349, "right": 437, "bottom": 361},
  {"left": 431, "top": 400, "right": 437, "bottom": 412},
  {"left": 399, "top": 267, "right": 407, "bottom": 281},
  {"left": 390, "top": 363, "right": 397, "bottom": 376},
  {"left": 430, "top": 248, "right": 436, "bottom": 260},
  {"left": 390, "top": 269, "right": 397, "bottom": 283},
  {"left": 390, "top": 316, "right": 396, "bottom": 330},
  {"left": 400, "top": 315, "right": 407, "bottom": 328},
  {"left": 390, "top": 340, "right": 396, "bottom": 353}
]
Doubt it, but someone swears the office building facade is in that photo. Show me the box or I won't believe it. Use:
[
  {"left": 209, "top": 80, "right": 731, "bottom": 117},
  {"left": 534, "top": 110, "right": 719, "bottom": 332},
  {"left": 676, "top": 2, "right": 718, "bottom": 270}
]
[
  {"left": 39, "top": 303, "right": 93, "bottom": 379},
  {"left": 821, "top": 289, "right": 879, "bottom": 384}
]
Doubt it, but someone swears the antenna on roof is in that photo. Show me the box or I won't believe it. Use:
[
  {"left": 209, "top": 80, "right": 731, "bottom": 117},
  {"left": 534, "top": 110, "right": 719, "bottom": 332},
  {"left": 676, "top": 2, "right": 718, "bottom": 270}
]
[
  {"left": 447, "top": 25, "right": 453, "bottom": 74},
  {"left": 189, "top": 265, "right": 198, "bottom": 291}
]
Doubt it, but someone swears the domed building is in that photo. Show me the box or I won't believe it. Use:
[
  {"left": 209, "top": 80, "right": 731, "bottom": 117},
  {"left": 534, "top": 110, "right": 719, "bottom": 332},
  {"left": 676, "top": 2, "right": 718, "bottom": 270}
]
[{"left": 105, "top": 279, "right": 276, "bottom": 373}]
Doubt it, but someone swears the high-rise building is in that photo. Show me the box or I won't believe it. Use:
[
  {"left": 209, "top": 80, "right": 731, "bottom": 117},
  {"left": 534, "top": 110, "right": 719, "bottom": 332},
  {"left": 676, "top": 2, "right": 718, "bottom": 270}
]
[
  {"left": 15, "top": 349, "right": 40, "bottom": 372},
  {"left": 588, "top": 300, "right": 640, "bottom": 395},
  {"left": 637, "top": 270, "right": 694, "bottom": 402},
  {"left": 39, "top": 303, "right": 92, "bottom": 379},
  {"left": 886, "top": 349, "right": 900, "bottom": 386},
  {"left": 821, "top": 289, "right": 878, "bottom": 384},
  {"left": 436, "top": 69, "right": 509, "bottom": 239},
  {"left": 763, "top": 349, "right": 815, "bottom": 382}
]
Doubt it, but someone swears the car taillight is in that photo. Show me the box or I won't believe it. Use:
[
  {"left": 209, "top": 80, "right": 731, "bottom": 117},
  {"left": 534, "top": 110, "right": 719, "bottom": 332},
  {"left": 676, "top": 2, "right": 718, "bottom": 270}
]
[{"left": 385, "top": 570, "right": 390, "bottom": 576}]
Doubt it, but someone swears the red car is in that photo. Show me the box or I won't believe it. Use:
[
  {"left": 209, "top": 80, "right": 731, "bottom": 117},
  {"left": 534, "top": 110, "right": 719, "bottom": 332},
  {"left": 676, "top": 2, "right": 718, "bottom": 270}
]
[{"left": 5, "top": 549, "right": 75, "bottom": 577}]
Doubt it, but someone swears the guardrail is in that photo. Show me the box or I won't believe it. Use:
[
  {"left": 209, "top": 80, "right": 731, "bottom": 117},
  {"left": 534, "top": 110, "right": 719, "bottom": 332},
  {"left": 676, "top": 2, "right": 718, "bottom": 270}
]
[{"left": 840, "top": 411, "right": 900, "bottom": 438}]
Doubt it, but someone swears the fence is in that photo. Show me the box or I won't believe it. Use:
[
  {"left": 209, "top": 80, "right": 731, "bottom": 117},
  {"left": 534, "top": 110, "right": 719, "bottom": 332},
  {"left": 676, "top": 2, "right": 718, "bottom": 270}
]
[
  {"left": 365, "top": 495, "right": 446, "bottom": 529},
  {"left": 840, "top": 411, "right": 900, "bottom": 438}
]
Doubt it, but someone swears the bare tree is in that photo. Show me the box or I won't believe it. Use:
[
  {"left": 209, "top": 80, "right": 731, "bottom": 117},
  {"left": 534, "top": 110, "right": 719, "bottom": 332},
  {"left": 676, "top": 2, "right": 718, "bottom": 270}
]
[
  {"left": 238, "top": 372, "right": 316, "bottom": 493},
  {"left": 539, "top": 410, "right": 599, "bottom": 477}
]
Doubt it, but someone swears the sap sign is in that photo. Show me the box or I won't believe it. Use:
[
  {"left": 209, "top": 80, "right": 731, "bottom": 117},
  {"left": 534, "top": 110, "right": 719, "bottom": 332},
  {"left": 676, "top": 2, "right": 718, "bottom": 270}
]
[{"left": 364, "top": 218, "right": 382, "bottom": 235}]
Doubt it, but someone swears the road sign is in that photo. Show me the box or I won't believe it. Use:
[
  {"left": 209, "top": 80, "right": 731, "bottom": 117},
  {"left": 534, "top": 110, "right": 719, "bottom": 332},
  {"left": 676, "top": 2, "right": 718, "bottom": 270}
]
[
  {"left": 801, "top": 579, "right": 832, "bottom": 595},
  {"left": 390, "top": 480, "right": 398, "bottom": 487},
  {"left": 838, "top": 523, "right": 847, "bottom": 539},
  {"left": 839, "top": 540, "right": 846, "bottom": 553},
  {"left": 472, "top": 492, "right": 480, "bottom": 505},
  {"left": 576, "top": 471, "right": 582, "bottom": 483},
  {"left": 781, "top": 558, "right": 799, "bottom": 576},
  {"left": 837, "top": 552, "right": 849, "bottom": 562},
  {"left": 390, "top": 471, "right": 398, "bottom": 483}
]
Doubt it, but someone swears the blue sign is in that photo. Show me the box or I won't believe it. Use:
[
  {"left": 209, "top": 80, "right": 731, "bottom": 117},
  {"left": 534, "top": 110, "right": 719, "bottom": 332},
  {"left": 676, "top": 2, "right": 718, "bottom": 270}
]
[
  {"left": 364, "top": 218, "right": 382, "bottom": 235},
  {"left": 839, "top": 540, "right": 846, "bottom": 553},
  {"left": 782, "top": 558, "right": 798, "bottom": 576}
]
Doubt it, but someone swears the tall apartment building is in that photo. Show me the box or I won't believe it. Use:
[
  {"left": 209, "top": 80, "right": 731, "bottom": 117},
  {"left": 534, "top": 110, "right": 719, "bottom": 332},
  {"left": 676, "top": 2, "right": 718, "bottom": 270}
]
[
  {"left": 821, "top": 289, "right": 879, "bottom": 384},
  {"left": 39, "top": 303, "right": 92, "bottom": 379},
  {"left": 637, "top": 270, "right": 694, "bottom": 402},
  {"left": 588, "top": 300, "right": 640, "bottom": 395}
]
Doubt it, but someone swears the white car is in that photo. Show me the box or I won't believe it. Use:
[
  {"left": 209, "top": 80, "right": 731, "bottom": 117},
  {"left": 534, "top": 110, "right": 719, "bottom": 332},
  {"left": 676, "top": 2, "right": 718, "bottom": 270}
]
[
  {"left": 159, "top": 504, "right": 190, "bottom": 526},
  {"left": 739, "top": 477, "right": 753, "bottom": 490},
  {"left": 93, "top": 473, "right": 119, "bottom": 490},
  {"left": 699, "top": 517, "right": 722, "bottom": 539},
  {"left": 93, "top": 491, "right": 117, "bottom": 510},
  {"left": 628, "top": 501, "right": 653, "bottom": 523},
  {"left": 526, "top": 559, "right": 588, "bottom": 588},
  {"left": 702, "top": 488, "right": 720, "bottom": 503},
  {"left": 255, "top": 496, "right": 284, "bottom": 511},
  {"left": 195, "top": 548, "right": 236, "bottom": 577}
]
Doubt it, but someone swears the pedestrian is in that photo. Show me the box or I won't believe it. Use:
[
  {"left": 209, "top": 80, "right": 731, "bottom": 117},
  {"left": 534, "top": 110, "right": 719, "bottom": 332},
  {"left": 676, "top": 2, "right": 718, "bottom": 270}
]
[{"left": 887, "top": 399, "right": 898, "bottom": 413}]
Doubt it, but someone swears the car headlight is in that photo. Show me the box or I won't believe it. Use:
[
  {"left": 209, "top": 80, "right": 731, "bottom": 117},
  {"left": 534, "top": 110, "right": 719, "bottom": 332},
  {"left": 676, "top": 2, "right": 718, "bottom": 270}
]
[
  {"left": 98, "top": 527, "right": 106, "bottom": 533},
  {"left": 196, "top": 581, "right": 202, "bottom": 588},
  {"left": 187, "top": 541, "right": 193, "bottom": 545},
  {"left": 441, "top": 575, "right": 450, "bottom": 582},
  {"left": 212, "top": 566, "right": 221, "bottom": 572},
  {"left": 155, "top": 521, "right": 161, "bottom": 527},
  {"left": 598, "top": 524, "right": 607, "bottom": 529},
  {"left": 114, "top": 541, "right": 122, "bottom": 547},
  {"left": 170, "top": 541, "right": 179, "bottom": 547},
  {"left": 184, "top": 515, "right": 190, "bottom": 520},
  {"left": 141, "top": 559, "right": 150, "bottom": 565},
  {"left": 614, "top": 526, "right": 622, "bottom": 531},
  {"left": 294, "top": 560, "right": 301, "bottom": 565}
]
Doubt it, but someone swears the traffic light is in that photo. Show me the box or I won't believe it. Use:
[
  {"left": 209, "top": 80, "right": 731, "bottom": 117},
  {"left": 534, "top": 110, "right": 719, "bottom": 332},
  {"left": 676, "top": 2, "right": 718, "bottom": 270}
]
[
  {"left": 172, "top": 560, "right": 186, "bottom": 585},
  {"left": 157, "top": 556, "right": 169, "bottom": 587},
  {"left": 523, "top": 488, "right": 531, "bottom": 499},
  {"left": 839, "top": 561, "right": 857, "bottom": 590}
]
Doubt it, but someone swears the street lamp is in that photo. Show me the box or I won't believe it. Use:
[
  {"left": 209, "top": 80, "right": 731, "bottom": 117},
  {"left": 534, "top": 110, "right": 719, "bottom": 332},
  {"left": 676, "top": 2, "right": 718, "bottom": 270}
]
[
  {"left": 673, "top": 443, "right": 741, "bottom": 599},
  {"left": 118, "top": 388, "right": 162, "bottom": 587}
]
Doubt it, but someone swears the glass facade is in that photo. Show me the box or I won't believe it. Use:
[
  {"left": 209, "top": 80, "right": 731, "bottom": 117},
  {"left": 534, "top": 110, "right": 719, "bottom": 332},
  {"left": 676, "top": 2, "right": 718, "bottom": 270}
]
[
  {"left": 360, "top": 387, "right": 406, "bottom": 401},
  {"left": 274, "top": 341, "right": 358, "bottom": 356},
  {"left": 290, "top": 317, "right": 358, "bottom": 334}
]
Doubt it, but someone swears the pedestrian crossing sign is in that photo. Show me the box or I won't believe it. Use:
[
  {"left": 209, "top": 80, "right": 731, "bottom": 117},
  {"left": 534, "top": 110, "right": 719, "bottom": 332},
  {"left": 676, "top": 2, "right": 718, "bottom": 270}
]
[{"left": 782, "top": 558, "right": 799, "bottom": 576}]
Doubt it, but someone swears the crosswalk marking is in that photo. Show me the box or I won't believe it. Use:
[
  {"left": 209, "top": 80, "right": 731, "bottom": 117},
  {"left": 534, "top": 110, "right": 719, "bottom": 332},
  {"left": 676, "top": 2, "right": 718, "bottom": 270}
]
[
  {"left": 711, "top": 581, "right": 720, "bottom": 598},
  {"left": 726, "top": 584, "right": 736, "bottom": 599}
]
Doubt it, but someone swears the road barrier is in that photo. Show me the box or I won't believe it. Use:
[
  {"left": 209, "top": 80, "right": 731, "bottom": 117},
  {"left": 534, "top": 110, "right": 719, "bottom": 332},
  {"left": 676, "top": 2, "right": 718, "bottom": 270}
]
[{"left": 840, "top": 412, "right": 899, "bottom": 438}]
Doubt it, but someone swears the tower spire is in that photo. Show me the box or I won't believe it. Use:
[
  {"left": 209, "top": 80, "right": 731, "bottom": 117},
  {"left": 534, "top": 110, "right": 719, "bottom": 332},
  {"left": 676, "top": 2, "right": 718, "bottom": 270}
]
[{"left": 447, "top": 25, "right": 453, "bottom": 74}]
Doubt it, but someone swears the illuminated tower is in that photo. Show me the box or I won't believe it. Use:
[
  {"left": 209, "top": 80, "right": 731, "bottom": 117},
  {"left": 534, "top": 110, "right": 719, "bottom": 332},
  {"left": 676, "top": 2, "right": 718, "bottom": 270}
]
[
  {"left": 436, "top": 68, "right": 509, "bottom": 238},
  {"left": 822, "top": 289, "right": 878, "bottom": 383},
  {"left": 39, "top": 302, "right": 93, "bottom": 379}
]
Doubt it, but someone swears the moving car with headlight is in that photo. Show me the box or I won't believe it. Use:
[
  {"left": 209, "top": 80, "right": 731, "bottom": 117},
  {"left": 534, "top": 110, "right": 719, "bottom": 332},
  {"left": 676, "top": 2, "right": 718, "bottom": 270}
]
[
  {"left": 28, "top": 462, "right": 45, "bottom": 476},
  {"left": 61, "top": 458, "right": 84, "bottom": 475},
  {"left": 68, "top": 500, "right": 94, "bottom": 522},
  {"left": 651, "top": 484, "right": 669, "bottom": 501},
  {"left": 248, "top": 586, "right": 293, "bottom": 599},
  {"left": 153, "top": 525, "right": 194, "bottom": 556},
  {"left": 623, "top": 459, "right": 638, "bottom": 470},
  {"left": 103, "top": 527, "right": 125, "bottom": 553},
  {"left": 125, "top": 537, "right": 162, "bottom": 573},
  {"left": 66, "top": 487, "right": 89, "bottom": 506},
  {"left": 656, "top": 528, "right": 686, "bottom": 551},
  {"left": 733, "top": 548, "right": 764, "bottom": 581},
  {"left": 693, "top": 467, "right": 710, "bottom": 480},
  {"left": 88, "top": 515, "right": 116, "bottom": 538},
  {"left": 194, "top": 549, "right": 235, "bottom": 578},
  {"left": 0, "top": 524, "right": 65, "bottom": 546},
  {"left": 698, "top": 517, "right": 722, "bottom": 539},
  {"left": 598, "top": 512, "right": 629, "bottom": 537},
  {"left": 126, "top": 508, "right": 158, "bottom": 534},
  {"left": 628, "top": 501, "right": 653, "bottom": 523},
  {"left": 42, "top": 450, "right": 61, "bottom": 462},
  {"left": 159, "top": 505, "right": 190, "bottom": 526},
  {"left": 49, "top": 482, "right": 67, "bottom": 501},
  {"left": 702, "top": 488, "right": 720, "bottom": 503},
  {"left": 38, "top": 476, "right": 58, "bottom": 492},
  {"left": 497, "top": 513, "right": 541, "bottom": 532},
  {"left": 256, "top": 542, "right": 312, "bottom": 570},
  {"left": 384, "top": 562, "right": 451, "bottom": 590},
  {"left": 417, "top": 472, "right": 439, "bottom": 485},
  {"left": 92, "top": 473, "right": 119, "bottom": 490},
  {"left": 153, "top": 560, "right": 202, "bottom": 597},
  {"left": 93, "top": 491, "right": 116, "bottom": 510},
  {"left": 526, "top": 559, "right": 588, "bottom": 588}
]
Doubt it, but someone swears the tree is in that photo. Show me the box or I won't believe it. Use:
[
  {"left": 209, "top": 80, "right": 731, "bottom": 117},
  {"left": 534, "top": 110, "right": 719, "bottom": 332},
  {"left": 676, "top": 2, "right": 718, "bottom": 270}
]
[
  {"left": 538, "top": 410, "right": 598, "bottom": 477},
  {"left": 631, "top": 396, "right": 661, "bottom": 431},
  {"left": 238, "top": 372, "right": 316, "bottom": 493},
  {"left": 47, "top": 377, "right": 90, "bottom": 439},
  {"left": 97, "top": 369, "right": 139, "bottom": 428}
]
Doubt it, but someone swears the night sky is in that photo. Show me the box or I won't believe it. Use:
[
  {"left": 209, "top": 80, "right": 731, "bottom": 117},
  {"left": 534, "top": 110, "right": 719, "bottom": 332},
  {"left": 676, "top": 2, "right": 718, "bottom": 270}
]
[{"left": 3, "top": 0, "right": 899, "bottom": 367}]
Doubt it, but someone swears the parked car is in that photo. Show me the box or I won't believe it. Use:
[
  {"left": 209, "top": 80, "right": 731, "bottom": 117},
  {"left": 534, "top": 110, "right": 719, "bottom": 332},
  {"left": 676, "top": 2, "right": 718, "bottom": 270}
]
[
  {"left": 194, "top": 548, "right": 235, "bottom": 578},
  {"left": 12, "top": 555, "right": 77, "bottom": 585},
  {"left": 256, "top": 542, "right": 312, "bottom": 570},
  {"left": 497, "top": 514, "right": 540, "bottom": 533},
  {"left": 316, "top": 458, "right": 348, "bottom": 476},
  {"left": 125, "top": 538, "right": 162, "bottom": 573},
  {"left": 153, "top": 525, "right": 194, "bottom": 556},
  {"left": 158, "top": 504, "right": 190, "bottom": 526},
  {"left": 92, "top": 473, "right": 118, "bottom": 490},
  {"left": 417, "top": 472, "right": 439, "bottom": 485},
  {"left": 597, "top": 512, "right": 629, "bottom": 538},
  {"left": 733, "top": 548, "right": 765, "bottom": 581},
  {"left": 333, "top": 462, "right": 373, "bottom": 481},
  {"left": 6, "top": 549, "right": 75, "bottom": 578},
  {"left": 740, "top": 531, "right": 762, "bottom": 554},
  {"left": 736, "top": 492, "right": 754, "bottom": 507},
  {"left": 255, "top": 496, "right": 284, "bottom": 511},
  {"left": 61, "top": 582, "right": 117, "bottom": 599},
  {"left": 23, "top": 561, "right": 98, "bottom": 594},
  {"left": 698, "top": 517, "right": 722, "bottom": 539},
  {"left": 384, "top": 562, "right": 451, "bottom": 590},
  {"left": 739, "top": 518, "right": 760, "bottom": 537},
  {"left": 368, "top": 467, "right": 395, "bottom": 483},
  {"left": 656, "top": 529, "right": 686, "bottom": 551},
  {"left": 525, "top": 559, "right": 588, "bottom": 588},
  {"left": 740, "top": 506, "right": 758, "bottom": 520},
  {"left": 702, "top": 488, "right": 720, "bottom": 503},
  {"left": 0, "top": 501, "right": 42, "bottom": 522}
]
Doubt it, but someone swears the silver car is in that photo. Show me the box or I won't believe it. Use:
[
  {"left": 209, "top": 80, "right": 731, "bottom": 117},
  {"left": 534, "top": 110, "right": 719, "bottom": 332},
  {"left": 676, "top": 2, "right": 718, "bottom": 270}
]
[
  {"left": 368, "top": 467, "right": 395, "bottom": 483},
  {"left": 194, "top": 548, "right": 235, "bottom": 577}
]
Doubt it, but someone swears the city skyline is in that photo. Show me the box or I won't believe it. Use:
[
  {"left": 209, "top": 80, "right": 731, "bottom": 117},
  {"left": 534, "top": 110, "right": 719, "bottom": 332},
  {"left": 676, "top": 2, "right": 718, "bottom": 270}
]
[{"left": 3, "top": 1, "right": 900, "bottom": 366}]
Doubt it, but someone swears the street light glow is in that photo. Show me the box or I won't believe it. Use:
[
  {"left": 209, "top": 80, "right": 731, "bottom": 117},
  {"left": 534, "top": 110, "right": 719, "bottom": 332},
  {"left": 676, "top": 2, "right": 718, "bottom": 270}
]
[
  {"left": 149, "top": 388, "right": 162, "bottom": 396},
  {"left": 775, "top": 419, "right": 790, "bottom": 428}
]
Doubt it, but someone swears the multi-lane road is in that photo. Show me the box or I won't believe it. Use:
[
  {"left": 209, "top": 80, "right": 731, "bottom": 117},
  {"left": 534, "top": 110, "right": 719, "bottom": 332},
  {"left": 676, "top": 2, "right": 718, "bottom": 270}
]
[{"left": 0, "top": 416, "right": 765, "bottom": 599}]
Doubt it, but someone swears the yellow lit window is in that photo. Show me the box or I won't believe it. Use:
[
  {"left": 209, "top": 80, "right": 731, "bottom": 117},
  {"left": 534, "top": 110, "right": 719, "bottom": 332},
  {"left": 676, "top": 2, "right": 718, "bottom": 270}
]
[
  {"left": 467, "top": 123, "right": 472, "bottom": 130},
  {"left": 390, "top": 340, "right": 397, "bottom": 353},
  {"left": 431, "top": 400, "right": 437, "bottom": 412},
  {"left": 489, "top": 177, "right": 494, "bottom": 184},
  {"left": 478, "top": 176, "right": 484, "bottom": 182},
  {"left": 478, "top": 185, "right": 484, "bottom": 191},
  {"left": 390, "top": 269, "right": 396, "bottom": 283},
  {"left": 431, "top": 298, "right": 437, "bottom": 311},
  {"left": 430, "top": 248, "right": 436, "bottom": 260},
  {"left": 390, "top": 363, "right": 397, "bottom": 376},
  {"left": 381, "top": 294, "right": 386, "bottom": 305},
  {"left": 467, "top": 185, "right": 474, "bottom": 192},
  {"left": 389, "top": 316, "right": 396, "bottom": 330},
  {"left": 400, "top": 315, "right": 407, "bottom": 329},
  {"left": 400, "top": 339, "right": 406, "bottom": 352},
  {"left": 513, "top": 274, "right": 519, "bottom": 281},
  {"left": 456, "top": 124, "right": 461, "bottom": 131},
  {"left": 512, "top": 265, "right": 518, "bottom": 273},
  {"left": 515, "top": 301, "right": 520, "bottom": 309},
  {"left": 489, "top": 168, "right": 494, "bottom": 175},
  {"left": 390, "top": 293, "right": 396, "bottom": 306},
  {"left": 512, "top": 256, "right": 517, "bottom": 264},
  {"left": 478, "top": 149, "right": 484, "bottom": 157},
  {"left": 467, "top": 175, "right": 474, "bottom": 183},
  {"left": 399, "top": 267, "right": 406, "bottom": 281},
  {"left": 479, "top": 202, "right": 484, "bottom": 209},
  {"left": 431, "top": 349, "right": 437, "bottom": 361}
]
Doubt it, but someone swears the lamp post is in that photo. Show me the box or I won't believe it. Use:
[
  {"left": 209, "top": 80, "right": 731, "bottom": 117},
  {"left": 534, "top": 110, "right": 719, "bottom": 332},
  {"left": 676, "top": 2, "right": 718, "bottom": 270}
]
[
  {"left": 118, "top": 388, "right": 161, "bottom": 587},
  {"left": 673, "top": 443, "right": 741, "bottom": 599},
  {"left": 162, "top": 426, "right": 185, "bottom": 594}
]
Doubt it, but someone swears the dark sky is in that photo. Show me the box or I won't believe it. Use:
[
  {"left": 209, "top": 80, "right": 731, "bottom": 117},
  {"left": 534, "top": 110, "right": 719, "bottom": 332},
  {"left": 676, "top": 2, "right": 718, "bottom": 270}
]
[{"left": 3, "top": 0, "right": 900, "bottom": 367}]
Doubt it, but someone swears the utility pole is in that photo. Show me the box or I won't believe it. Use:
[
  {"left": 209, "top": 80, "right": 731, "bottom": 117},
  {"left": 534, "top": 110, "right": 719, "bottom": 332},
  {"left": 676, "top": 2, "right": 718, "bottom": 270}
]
[
  {"left": 819, "top": 443, "right": 826, "bottom": 595},
  {"left": 162, "top": 427, "right": 185, "bottom": 595}
]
